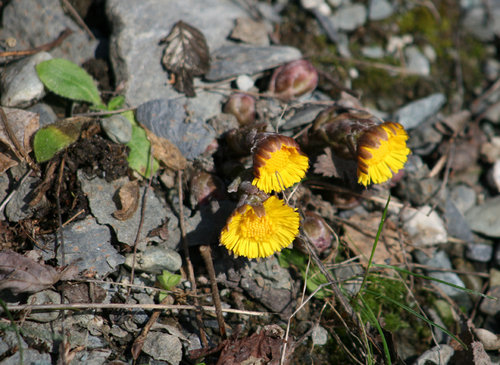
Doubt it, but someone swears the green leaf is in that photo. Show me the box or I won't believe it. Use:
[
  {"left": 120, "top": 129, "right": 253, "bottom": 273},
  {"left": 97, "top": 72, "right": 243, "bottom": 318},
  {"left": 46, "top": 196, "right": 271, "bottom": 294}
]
[
  {"left": 157, "top": 270, "right": 182, "bottom": 290},
  {"left": 36, "top": 58, "right": 102, "bottom": 106},
  {"left": 107, "top": 95, "right": 126, "bottom": 111},
  {"left": 33, "top": 120, "right": 83, "bottom": 162},
  {"left": 126, "top": 124, "right": 159, "bottom": 177}
]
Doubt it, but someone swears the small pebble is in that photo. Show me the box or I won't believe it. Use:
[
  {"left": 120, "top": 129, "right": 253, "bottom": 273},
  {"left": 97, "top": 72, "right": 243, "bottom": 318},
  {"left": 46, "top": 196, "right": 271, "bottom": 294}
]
[
  {"left": 101, "top": 114, "right": 133, "bottom": 144},
  {"left": 26, "top": 290, "right": 61, "bottom": 322},
  {"left": 465, "top": 242, "right": 493, "bottom": 263}
]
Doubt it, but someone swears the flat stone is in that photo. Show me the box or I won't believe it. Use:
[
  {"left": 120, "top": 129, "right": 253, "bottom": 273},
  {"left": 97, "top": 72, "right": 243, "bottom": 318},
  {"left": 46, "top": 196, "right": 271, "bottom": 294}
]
[
  {"left": 106, "top": 0, "right": 247, "bottom": 118},
  {"left": 415, "top": 345, "right": 454, "bottom": 365},
  {"left": 26, "top": 103, "right": 57, "bottom": 127},
  {"left": 405, "top": 45, "right": 430, "bottom": 76},
  {"left": 135, "top": 98, "right": 216, "bottom": 160},
  {"left": 414, "top": 250, "right": 471, "bottom": 309},
  {"left": 369, "top": 0, "right": 394, "bottom": 21},
  {"left": 361, "top": 45, "right": 385, "bottom": 59},
  {"left": 1, "top": 0, "right": 97, "bottom": 64},
  {"left": 142, "top": 331, "right": 182, "bottom": 365},
  {"left": 0, "top": 348, "right": 51, "bottom": 365},
  {"left": 101, "top": 115, "right": 132, "bottom": 144},
  {"left": 465, "top": 242, "right": 493, "bottom": 263},
  {"left": 78, "top": 172, "right": 178, "bottom": 247},
  {"left": 205, "top": 44, "right": 302, "bottom": 81},
  {"left": 444, "top": 200, "right": 474, "bottom": 243},
  {"left": 37, "top": 216, "right": 124, "bottom": 278},
  {"left": 402, "top": 206, "right": 448, "bottom": 246},
  {"left": 1, "top": 52, "right": 52, "bottom": 107},
  {"left": 5, "top": 175, "right": 49, "bottom": 222},
  {"left": 465, "top": 195, "right": 500, "bottom": 237},
  {"left": 449, "top": 184, "right": 476, "bottom": 214},
  {"left": 479, "top": 285, "right": 500, "bottom": 316},
  {"left": 393, "top": 93, "right": 446, "bottom": 130},
  {"left": 124, "top": 246, "right": 182, "bottom": 274},
  {"left": 26, "top": 290, "right": 61, "bottom": 322},
  {"left": 312, "top": 325, "right": 329, "bottom": 346},
  {"left": 329, "top": 4, "right": 367, "bottom": 32}
]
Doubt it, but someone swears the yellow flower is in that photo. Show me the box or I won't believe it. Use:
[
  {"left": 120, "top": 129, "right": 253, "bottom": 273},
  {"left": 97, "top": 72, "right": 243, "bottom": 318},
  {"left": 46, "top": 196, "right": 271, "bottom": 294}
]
[
  {"left": 220, "top": 196, "right": 299, "bottom": 259},
  {"left": 252, "top": 134, "right": 309, "bottom": 193},
  {"left": 357, "top": 122, "right": 410, "bottom": 186}
]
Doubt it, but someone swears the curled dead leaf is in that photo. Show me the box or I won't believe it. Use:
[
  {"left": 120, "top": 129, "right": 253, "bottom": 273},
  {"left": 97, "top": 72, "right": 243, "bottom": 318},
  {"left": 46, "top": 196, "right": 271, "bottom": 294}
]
[
  {"left": 0, "top": 250, "right": 78, "bottom": 294},
  {"left": 141, "top": 125, "right": 187, "bottom": 171},
  {"left": 113, "top": 180, "right": 140, "bottom": 221}
]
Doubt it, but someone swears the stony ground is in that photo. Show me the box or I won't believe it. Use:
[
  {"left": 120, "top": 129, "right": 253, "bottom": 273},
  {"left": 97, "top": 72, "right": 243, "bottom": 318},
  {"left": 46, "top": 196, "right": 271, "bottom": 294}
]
[{"left": 0, "top": 0, "right": 500, "bottom": 364}]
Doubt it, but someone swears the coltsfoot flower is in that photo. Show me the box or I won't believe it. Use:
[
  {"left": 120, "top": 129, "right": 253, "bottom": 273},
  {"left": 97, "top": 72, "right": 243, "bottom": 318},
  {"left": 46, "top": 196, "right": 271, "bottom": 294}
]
[
  {"left": 252, "top": 134, "right": 309, "bottom": 193},
  {"left": 357, "top": 122, "right": 410, "bottom": 186},
  {"left": 220, "top": 196, "right": 300, "bottom": 259},
  {"left": 311, "top": 107, "right": 410, "bottom": 186}
]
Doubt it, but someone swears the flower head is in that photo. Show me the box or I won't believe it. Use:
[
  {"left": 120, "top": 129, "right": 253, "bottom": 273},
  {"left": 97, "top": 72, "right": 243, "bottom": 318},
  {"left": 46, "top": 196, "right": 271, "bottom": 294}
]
[
  {"left": 269, "top": 59, "right": 319, "bottom": 101},
  {"left": 357, "top": 122, "right": 410, "bottom": 186},
  {"left": 220, "top": 196, "right": 299, "bottom": 259},
  {"left": 252, "top": 134, "right": 309, "bottom": 193}
]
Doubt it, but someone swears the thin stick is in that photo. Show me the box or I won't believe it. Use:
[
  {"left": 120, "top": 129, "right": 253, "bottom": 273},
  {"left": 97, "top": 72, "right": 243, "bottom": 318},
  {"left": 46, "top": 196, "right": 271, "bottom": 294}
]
[
  {"left": 178, "top": 171, "right": 208, "bottom": 347},
  {"left": 0, "top": 29, "right": 73, "bottom": 59},
  {"left": 60, "top": 0, "right": 95, "bottom": 40},
  {"left": 199, "top": 245, "right": 226, "bottom": 339},
  {"left": 0, "top": 303, "right": 268, "bottom": 316}
]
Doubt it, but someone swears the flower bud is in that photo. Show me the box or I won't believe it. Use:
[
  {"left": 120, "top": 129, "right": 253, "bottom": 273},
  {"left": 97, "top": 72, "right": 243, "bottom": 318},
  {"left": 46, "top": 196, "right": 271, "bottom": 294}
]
[
  {"left": 302, "top": 211, "right": 332, "bottom": 254},
  {"left": 223, "top": 93, "right": 256, "bottom": 125},
  {"left": 190, "top": 171, "right": 225, "bottom": 206},
  {"left": 269, "top": 59, "right": 319, "bottom": 101}
]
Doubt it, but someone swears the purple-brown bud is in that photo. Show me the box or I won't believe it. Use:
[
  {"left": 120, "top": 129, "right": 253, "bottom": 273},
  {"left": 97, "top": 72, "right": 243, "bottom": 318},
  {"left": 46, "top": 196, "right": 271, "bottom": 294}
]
[
  {"left": 302, "top": 211, "right": 332, "bottom": 254},
  {"left": 223, "top": 93, "right": 256, "bottom": 126},
  {"left": 190, "top": 171, "right": 225, "bottom": 206},
  {"left": 269, "top": 59, "right": 319, "bottom": 101}
]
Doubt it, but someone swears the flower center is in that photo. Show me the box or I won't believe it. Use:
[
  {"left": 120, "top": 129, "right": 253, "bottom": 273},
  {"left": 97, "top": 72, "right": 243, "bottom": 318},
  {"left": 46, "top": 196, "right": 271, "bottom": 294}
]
[
  {"left": 263, "top": 146, "right": 293, "bottom": 174},
  {"left": 368, "top": 138, "right": 390, "bottom": 165},
  {"left": 239, "top": 210, "right": 273, "bottom": 240}
]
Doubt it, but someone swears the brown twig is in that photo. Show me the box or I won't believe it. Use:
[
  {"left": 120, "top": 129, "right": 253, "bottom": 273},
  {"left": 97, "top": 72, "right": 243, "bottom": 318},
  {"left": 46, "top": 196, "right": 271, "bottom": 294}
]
[
  {"left": 131, "top": 295, "right": 171, "bottom": 360},
  {"left": 199, "top": 245, "right": 227, "bottom": 339},
  {"left": 0, "top": 29, "right": 73, "bottom": 59},
  {"left": 60, "top": 0, "right": 95, "bottom": 40},
  {"left": 0, "top": 303, "right": 269, "bottom": 316},
  {"left": 178, "top": 170, "right": 208, "bottom": 347}
]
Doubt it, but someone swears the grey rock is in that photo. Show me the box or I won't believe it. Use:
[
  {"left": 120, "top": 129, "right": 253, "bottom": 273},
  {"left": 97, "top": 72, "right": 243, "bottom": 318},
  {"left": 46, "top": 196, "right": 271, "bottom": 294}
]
[
  {"left": 361, "top": 45, "right": 385, "bottom": 59},
  {"left": 106, "top": 0, "right": 246, "bottom": 116},
  {"left": 5, "top": 175, "right": 49, "bottom": 222},
  {"left": 480, "top": 285, "right": 500, "bottom": 316},
  {"left": 465, "top": 196, "right": 500, "bottom": 237},
  {"left": 450, "top": 184, "right": 476, "bottom": 214},
  {"left": 311, "top": 325, "right": 329, "bottom": 346},
  {"left": 0, "top": 348, "right": 51, "bottom": 365},
  {"left": 18, "top": 321, "right": 57, "bottom": 352},
  {"left": 70, "top": 349, "right": 112, "bottom": 365},
  {"left": 101, "top": 115, "right": 132, "bottom": 144},
  {"left": 27, "top": 103, "right": 57, "bottom": 127},
  {"left": 369, "top": 0, "right": 394, "bottom": 20},
  {"left": 0, "top": 331, "right": 27, "bottom": 357},
  {"left": 125, "top": 246, "right": 182, "bottom": 273},
  {"left": 26, "top": 290, "right": 61, "bottom": 322},
  {"left": 333, "top": 263, "right": 363, "bottom": 296},
  {"left": 487, "top": 160, "right": 500, "bottom": 191},
  {"left": 408, "top": 118, "right": 443, "bottom": 156},
  {"left": 405, "top": 45, "right": 430, "bottom": 76},
  {"left": 282, "top": 104, "right": 326, "bottom": 130},
  {"left": 240, "top": 256, "right": 294, "bottom": 315},
  {"left": 330, "top": 4, "right": 367, "bottom": 32},
  {"left": 402, "top": 206, "right": 448, "bottom": 246},
  {"left": 229, "top": 17, "right": 270, "bottom": 46},
  {"left": 484, "top": 58, "right": 500, "bottom": 82},
  {"left": 415, "top": 344, "right": 454, "bottom": 365},
  {"left": 1, "top": 52, "right": 52, "bottom": 107},
  {"left": 462, "top": 4, "right": 500, "bottom": 41},
  {"left": 206, "top": 44, "right": 302, "bottom": 81},
  {"left": 414, "top": 250, "right": 471, "bottom": 309},
  {"left": 142, "top": 331, "right": 182, "bottom": 365},
  {"left": 1, "top": 0, "right": 97, "bottom": 64},
  {"left": 135, "top": 99, "right": 216, "bottom": 160},
  {"left": 37, "top": 216, "right": 124, "bottom": 278},
  {"left": 393, "top": 93, "right": 446, "bottom": 130},
  {"left": 78, "top": 172, "right": 178, "bottom": 247},
  {"left": 444, "top": 200, "right": 474, "bottom": 243},
  {"left": 466, "top": 242, "right": 493, "bottom": 263}
]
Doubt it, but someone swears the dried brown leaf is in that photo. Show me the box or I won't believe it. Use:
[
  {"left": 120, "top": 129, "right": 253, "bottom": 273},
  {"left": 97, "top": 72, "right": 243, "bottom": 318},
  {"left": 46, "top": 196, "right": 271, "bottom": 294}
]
[
  {"left": 113, "top": 180, "right": 140, "bottom": 221},
  {"left": 342, "top": 213, "right": 410, "bottom": 266},
  {"left": 0, "top": 250, "right": 77, "bottom": 294},
  {"left": 161, "top": 21, "right": 210, "bottom": 97},
  {"left": 313, "top": 147, "right": 338, "bottom": 177},
  {"left": 0, "top": 107, "right": 39, "bottom": 173},
  {"left": 142, "top": 125, "right": 187, "bottom": 170}
]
